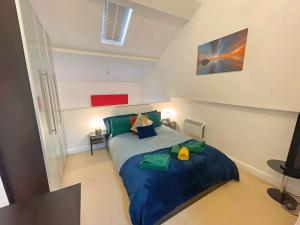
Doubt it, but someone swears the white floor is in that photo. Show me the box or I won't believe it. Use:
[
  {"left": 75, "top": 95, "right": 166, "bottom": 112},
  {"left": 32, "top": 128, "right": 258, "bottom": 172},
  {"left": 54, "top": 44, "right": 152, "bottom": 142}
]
[{"left": 63, "top": 150, "right": 297, "bottom": 225}]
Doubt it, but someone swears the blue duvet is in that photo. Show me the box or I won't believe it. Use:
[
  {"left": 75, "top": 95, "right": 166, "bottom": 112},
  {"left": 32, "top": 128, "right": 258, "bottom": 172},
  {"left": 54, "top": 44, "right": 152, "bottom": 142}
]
[{"left": 119, "top": 141, "right": 239, "bottom": 225}]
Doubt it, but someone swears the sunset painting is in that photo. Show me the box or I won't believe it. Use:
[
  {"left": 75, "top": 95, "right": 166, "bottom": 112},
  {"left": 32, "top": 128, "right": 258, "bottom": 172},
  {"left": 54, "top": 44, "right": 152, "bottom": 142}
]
[{"left": 197, "top": 29, "right": 248, "bottom": 75}]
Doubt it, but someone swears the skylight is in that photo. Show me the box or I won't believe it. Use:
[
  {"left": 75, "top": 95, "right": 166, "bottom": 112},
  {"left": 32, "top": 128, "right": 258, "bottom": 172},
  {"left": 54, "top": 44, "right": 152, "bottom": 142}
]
[{"left": 101, "top": 0, "right": 133, "bottom": 46}]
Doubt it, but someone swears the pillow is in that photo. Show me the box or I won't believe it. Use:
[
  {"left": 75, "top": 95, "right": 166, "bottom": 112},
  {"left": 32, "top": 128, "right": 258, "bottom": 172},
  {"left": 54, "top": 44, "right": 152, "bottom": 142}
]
[
  {"left": 130, "top": 116, "right": 137, "bottom": 127},
  {"left": 137, "top": 124, "right": 157, "bottom": 139},
  {"left": 130, "top": 115, "right": 149, "bottom": 127},
  {"left": 131, "top": 114, "right": 153, "bottom": 133},
  {"left": 130, "top": 115, "right": 149, "bottom": 135},
  {"left": 103, "top": 113, "right": 136, "bottom": 135},
  {"left": 110, "top": 116, "right": 131, "bottom": 137},
  {"left": 142, "top": 110, "right": 157, "bottom": 115},
  {"left": 144, "top": 111, "right": 162, "bottom": 127}
]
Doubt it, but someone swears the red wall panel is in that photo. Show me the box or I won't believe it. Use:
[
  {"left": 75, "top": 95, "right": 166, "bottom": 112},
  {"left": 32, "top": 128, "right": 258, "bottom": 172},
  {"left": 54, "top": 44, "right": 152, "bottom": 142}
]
[{"left": 91, "top": 94, "right": 128, "bottom": 107}]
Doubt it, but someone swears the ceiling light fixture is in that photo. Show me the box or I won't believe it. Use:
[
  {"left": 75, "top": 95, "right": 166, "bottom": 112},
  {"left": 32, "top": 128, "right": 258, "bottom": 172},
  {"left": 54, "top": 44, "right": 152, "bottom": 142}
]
[{"left": 101, "top": 0, "right": 133, "bottom": 46}]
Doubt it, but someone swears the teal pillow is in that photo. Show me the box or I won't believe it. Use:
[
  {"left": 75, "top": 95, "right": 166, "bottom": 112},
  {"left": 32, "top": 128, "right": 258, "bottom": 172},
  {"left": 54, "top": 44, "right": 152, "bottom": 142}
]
[
  {"left": 103, "top": 113, "right": 136, "bottom": 135},
  {"left": 144, "top": 111, "right": 162, "bottom": 127},
  {"left": 110, "top": 116, "right": 131, "bottom": 137}
]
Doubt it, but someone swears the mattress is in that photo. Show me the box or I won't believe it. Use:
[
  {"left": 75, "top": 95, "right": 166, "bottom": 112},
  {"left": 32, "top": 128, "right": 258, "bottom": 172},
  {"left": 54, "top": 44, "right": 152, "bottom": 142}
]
[{"left": 109, "top": 125, "right": 191, "bottom": 170}]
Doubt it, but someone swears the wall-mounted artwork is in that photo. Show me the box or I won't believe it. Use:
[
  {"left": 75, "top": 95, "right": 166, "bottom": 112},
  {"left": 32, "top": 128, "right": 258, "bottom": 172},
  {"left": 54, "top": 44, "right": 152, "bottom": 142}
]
[
  {"left": 91, "top": 94, "right": 128, "bottom": 107},
  {"left": 197, "top": 28, "right": 248, "bottom": 75}
]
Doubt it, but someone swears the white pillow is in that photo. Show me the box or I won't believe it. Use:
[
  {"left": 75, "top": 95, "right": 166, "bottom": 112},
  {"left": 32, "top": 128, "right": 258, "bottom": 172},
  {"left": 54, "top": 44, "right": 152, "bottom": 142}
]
[{"left": 131, "top": 113, "right": 153, "bottom": 133}]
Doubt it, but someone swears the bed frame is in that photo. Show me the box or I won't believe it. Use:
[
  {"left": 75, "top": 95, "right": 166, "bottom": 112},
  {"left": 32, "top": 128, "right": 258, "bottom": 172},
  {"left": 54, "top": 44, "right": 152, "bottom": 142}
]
[{"left": 154, "top": 182, "right": 226, "bottom": 225}]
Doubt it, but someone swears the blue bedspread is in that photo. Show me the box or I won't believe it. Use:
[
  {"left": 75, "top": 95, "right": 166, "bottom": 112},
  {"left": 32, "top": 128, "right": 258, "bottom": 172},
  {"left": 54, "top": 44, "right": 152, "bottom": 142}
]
[{"left": 119, "top": 141, "right": 239, "bottom": 225}]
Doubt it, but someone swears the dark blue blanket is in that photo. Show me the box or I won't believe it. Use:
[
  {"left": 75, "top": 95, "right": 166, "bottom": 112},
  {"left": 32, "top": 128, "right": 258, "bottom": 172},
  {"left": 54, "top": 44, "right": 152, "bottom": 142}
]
[{"left": 119, "top": 141, "right": 239, "bottom": 225}]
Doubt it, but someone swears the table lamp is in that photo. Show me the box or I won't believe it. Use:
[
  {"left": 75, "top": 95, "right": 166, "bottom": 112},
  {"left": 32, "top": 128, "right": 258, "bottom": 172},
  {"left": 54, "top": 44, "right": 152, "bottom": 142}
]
[
  {"left": 91, "top": 117, "right": 102, "bottom": 135},
  {"left": 162, "top": 109, "right": 176, "bottom": 123}
]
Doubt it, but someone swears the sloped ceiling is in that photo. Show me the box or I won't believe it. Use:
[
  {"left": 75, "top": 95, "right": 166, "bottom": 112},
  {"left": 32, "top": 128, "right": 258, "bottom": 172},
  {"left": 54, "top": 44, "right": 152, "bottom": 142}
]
[
  {"left": 29, "top": 0, "right": 201, "bottom": 58},
  {"left": 128, "top": 0, "right": 201, "bottom": 20},
  {"left": 28, "top": 0, "right": 200, "bottom": 82}
]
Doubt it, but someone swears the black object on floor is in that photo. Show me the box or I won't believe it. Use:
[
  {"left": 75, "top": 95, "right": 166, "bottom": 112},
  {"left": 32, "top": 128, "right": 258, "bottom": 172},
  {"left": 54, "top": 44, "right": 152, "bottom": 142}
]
[
  {"left": 0, "top": 184, "right": 81, "bottom": 225},
  {"left": 267, "top": 188, "right": 298, "bottom": 210},
  {"left": 267, "top": 159, "right": 299, "bottom": 216}
]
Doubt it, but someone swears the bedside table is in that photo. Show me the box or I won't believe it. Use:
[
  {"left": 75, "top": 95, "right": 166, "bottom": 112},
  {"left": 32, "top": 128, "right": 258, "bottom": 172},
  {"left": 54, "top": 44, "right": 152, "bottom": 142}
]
[
  {"left": 162, "top": 121, "right": 177, "bottom": 130},
  {"left": 89, "top": 131, "right": 107, "bottom": 155}
]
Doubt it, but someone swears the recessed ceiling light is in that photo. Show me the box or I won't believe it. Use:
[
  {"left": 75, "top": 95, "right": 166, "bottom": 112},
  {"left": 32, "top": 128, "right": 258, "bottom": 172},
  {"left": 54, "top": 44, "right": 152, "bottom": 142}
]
[{"left": 101, "top": 0, "right": 133, "bottom": 46}]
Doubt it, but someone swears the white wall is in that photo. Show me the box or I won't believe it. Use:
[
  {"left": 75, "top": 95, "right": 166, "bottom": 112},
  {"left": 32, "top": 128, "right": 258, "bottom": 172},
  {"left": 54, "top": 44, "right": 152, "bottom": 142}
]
[
  {"left": 58, "top": 81, "right": 144, "bottom": 110},
  {"left": 53, "top": 43, "right": 167, "bottom": 154},
  {"left": 0, "top": 177, "right": 8, "bottom": 208},
  {"left": 171, "top": 98, "right": 300, "bottom": 195},
  {"left": 143, "top": 61, "right": 169, "bottom": 103},
  {"left": 63, "top": 102, "right": 172, "bottom": 154},
  {"left": 143, "top": 0, "right": 300, "bottom": 112},
  {"left": 53, "top": 52, "right": 156, "bottom": 83},
  {"left": 141, "top": 0, "right": 300, "bottom": 194}
]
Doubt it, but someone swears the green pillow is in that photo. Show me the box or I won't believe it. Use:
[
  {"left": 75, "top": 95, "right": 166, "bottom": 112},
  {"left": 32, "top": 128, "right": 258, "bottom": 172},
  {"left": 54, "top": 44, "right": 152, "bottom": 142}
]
[
  {"left": 110, "top": 116, "right": 131, "bottom": 137},
  {"left": 103, "top": 113, "right": 136, "bottom": 135},
  {"left": 144, "top": 111, "right": 162, "bottom": 127}
]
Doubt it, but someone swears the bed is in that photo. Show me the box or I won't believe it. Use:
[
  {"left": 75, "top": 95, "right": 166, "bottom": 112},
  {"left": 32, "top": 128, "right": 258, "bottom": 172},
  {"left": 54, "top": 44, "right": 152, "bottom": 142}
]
[{"left": 107, "top": 119, "right": 239, "bottom": 225}]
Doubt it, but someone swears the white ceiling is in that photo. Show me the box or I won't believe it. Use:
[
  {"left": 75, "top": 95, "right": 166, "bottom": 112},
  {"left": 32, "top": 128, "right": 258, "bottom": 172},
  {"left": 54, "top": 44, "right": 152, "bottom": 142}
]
[
  {"left": 128, "top": 0, "right": 201, "bottom": 20},
  {"left": 29, "top": 0, "right": 201, "bottom": 58},
  {"left": 29, "top": 0, "right": 200, "bottom": 83}
]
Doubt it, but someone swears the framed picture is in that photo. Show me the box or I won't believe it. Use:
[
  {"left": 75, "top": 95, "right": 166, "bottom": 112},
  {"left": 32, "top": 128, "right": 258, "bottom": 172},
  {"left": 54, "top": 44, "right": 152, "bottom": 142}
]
[{"left": 197, "top": 28, "right": 248, "bottom": 75}]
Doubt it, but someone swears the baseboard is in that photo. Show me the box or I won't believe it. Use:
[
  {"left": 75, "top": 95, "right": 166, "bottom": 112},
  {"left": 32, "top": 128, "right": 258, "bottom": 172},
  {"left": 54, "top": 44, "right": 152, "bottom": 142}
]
[
  {"left": 230, "top": 156, "right": 300, "bottom": 197},
  {"left": 67, "top": 143, "right": 106, "bottom": 155},
  {"left": 67, "top": 145, "right": 90, "bottom": 155}
]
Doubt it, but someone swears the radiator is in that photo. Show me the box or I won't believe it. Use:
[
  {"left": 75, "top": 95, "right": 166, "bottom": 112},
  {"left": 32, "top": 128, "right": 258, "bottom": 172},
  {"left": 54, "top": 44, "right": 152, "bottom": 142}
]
[{"left": 183, "top": 119, "right": 205, "bottom": 140}]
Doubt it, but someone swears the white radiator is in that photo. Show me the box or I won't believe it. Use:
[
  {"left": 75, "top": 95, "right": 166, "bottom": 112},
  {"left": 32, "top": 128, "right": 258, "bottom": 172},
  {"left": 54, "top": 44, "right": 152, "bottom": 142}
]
[{"left": 183, "top": 119, "right": 205, "bottom": 140}]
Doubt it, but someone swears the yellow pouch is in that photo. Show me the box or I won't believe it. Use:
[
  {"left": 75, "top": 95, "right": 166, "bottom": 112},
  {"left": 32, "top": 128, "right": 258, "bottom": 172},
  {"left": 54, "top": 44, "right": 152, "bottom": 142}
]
[{"left": 178, "top": 146, "right": 190, "bottom": 161}]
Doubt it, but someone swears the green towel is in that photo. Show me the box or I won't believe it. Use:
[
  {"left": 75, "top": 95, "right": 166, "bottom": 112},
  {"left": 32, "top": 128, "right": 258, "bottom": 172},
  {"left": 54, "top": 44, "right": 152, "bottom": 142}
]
[
  {"left": 140, "top": 154, "right": 170, "bottom": 171},
  {"left": 186, "top": 140, "right": 206, "bottom": 154},
  {"left": 170, "top": 145, "right": 181, "bottom": 157}
]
